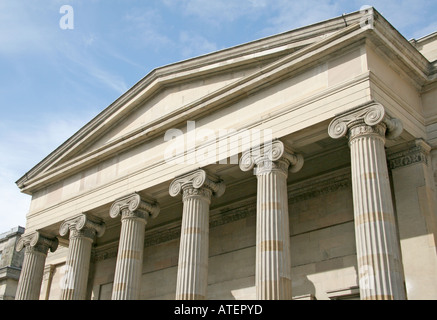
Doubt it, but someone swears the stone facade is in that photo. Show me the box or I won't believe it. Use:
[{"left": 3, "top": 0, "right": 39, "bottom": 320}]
[
  {"left": 0, "top": 226, "right": 24, "bottom": 300},
  {"left": 14, "top": 8, "right": 437, "bottom": 300}
]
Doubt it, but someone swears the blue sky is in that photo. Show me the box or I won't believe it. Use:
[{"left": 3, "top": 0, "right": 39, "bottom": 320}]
[{"left": 1, "top": 0, "right": 436, "bottom": 233}]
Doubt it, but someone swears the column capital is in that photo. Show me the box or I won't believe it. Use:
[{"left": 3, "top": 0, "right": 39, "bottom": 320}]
[
  {"left": 169, "top": 169, "right": 225, "bottom": 199},
  {"left": 109, "top": 193, "right": 160, "bottom": 222},
  {"left": 239, "top": 140, "right": 304, "bottom": 175},
  {"left": 328, "top": 102, "right": 403, "bottom": 141},
  {"left": 16, "top": 231, "right": 58, "bottom": 255},
  {"left": 59, "top": 214, "right": 105, "bottom": 241}
]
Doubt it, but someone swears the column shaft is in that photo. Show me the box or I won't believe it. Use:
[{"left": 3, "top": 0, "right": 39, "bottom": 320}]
[
  {"left": 240, "top": 140, "right": 303, "bottom": 300},
  {"left": 112, "top": 215, "right": 146, "bottom": 300},
  {"left": 110, "top": 193, "right": 159, "bottom": 300},
  {"left": 328, "top": 103, "right": 406, "bottom": 300},
  {"left": 59, "top": 214, "right": 105, "bottom": 300},
  {"left": 60, "top": 235, "right": 93, "bottom": 300},
  {"left": 15, "top": 247, "right": 47, "bottom": 300},
  {"left": 176, "top": 188, "right": 211, "bottom": 300},
  {"left": 15, "top": 232, "right": 58, "bottom": 300},
  {"left": 350, "top": 125, "right": 405, "bottom": 299},
  {"left": 256, "top": 160, "right": 292, "bottom": 300},
  {"left": 170, "top": 169, "right": 225, "bottom": 300}
]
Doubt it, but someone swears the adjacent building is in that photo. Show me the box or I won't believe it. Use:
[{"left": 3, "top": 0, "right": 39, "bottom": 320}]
[
  {"left": 14, "top": 8, "right": 437, "bottom": 300},
  {"left": 0, "top": 226, "right": 25, "bottom": 300}
]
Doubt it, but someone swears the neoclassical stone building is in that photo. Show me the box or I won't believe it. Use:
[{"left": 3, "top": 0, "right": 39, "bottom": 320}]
[{"left": 14, "top": 8, "right": 437, "bottom": 300}]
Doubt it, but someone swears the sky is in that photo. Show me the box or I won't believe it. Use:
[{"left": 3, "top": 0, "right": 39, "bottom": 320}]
[{"left": 0, "top": 0, "right": 436, "bottom": 233}]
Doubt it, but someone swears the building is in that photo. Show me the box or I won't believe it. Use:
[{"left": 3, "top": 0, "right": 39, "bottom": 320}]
[
  {"left": 0, "top": 226, "right": 25, "bottom": 300},
  {"left": 14, "top": 8, "right": 437, "bottom": 300}
]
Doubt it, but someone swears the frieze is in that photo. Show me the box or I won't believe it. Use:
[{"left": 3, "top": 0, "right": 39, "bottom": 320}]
[
  {"left": 288, "top": 171, "right": 351, "bottom": 204},
  {"left": 144, "top": 224, "right": 182, "bottom": 248},
  {"left": 92, "top": 243, "right": 118, "bottom": 262},
  {"left": 388, "top": 140, "right": 431, "bottom": 170}
]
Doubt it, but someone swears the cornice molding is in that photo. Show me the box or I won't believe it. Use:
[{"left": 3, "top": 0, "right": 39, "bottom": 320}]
[
  {"left": 0, "top": 226, "right": 25, "bottom": 242},
  {"left": 370, "top": 11, "right": 431, "bottom": 85},
  {"left": 0, "top": 266, "right": 22, "bottom": 281},
  {"left": 288, "top": 169, "right": 351, "bottom": 204}
]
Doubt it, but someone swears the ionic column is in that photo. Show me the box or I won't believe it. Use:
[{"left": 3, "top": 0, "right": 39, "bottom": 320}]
[
  {"left": 328, "top": 102, "right": 406, "bottom": 300},
  {"left": 59, "top": 214, "right": 105, "bottom": 300},
  {"left": 110, "top": 193, "right": 160, "bottom": 300},
  {"left": 15, "top": 231, "right": 58, "bottom": 300},
  {"left": 170, "top": 169, "right": 225, "bottom": 300},
  {"left": 240, "top": 140, "right": 304, "bottom": 300}
]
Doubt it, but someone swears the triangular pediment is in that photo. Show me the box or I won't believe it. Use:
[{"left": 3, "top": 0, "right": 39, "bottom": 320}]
[
  {"left": 78, "top": 61, "right": 276, "bottom": 156},
  {"left": 17, "top": 8, "right": 430, "bottom": 195}
]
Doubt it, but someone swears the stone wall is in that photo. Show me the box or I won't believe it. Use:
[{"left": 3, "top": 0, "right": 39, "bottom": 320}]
[{"left": 0, "top": 226, "right": 25, "bottom": 300}]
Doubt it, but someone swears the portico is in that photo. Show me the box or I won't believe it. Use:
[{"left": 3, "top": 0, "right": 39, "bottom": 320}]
[{"left": 14, "top": 8, "right": 437, "bottom": 300}]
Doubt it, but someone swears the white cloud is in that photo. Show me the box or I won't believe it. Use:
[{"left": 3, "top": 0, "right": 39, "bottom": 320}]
[
  {"left": 122, "top": 8, "right": 173, "bottom": 49},
  {"left": 163, "top": 0, "right": 267, "bottom": 24},
  {"left": 56, "top": 40, "right": 129, "bottom": 95},
  {"left": 0, "top": 1, "right": 131, "bottom": 95},
  {"left": 412, "top": 21, "right": 437, "bottom": 40},
  {"left": 261, "top": 0, "right": 342, "bottom": 35},
  {"left": 87, "top": 67, "right": 129, "bottom": 95},
  {"left": 83, "top": 33, "right": 97, "bottom": 47},
  {"left": 121, "top": 6, "right": 221, "bottom": 61},
  {"left": 0, "top": 170, "right": 29, "bottom": 232},
  {"left": 0, "top": 1, "right": 55, "bottom": 56},
  {"left": 0, "top": 112, "right": 96, "bottom": 232},
  {"left": 161, "top": 0, "right": 345, "bottom": 39},
  {"left": 179, "top": 32, "right": 218, "bottom": 59},
  {"left": 162, "top": 0, "right": 436, "bottom": 40}
]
